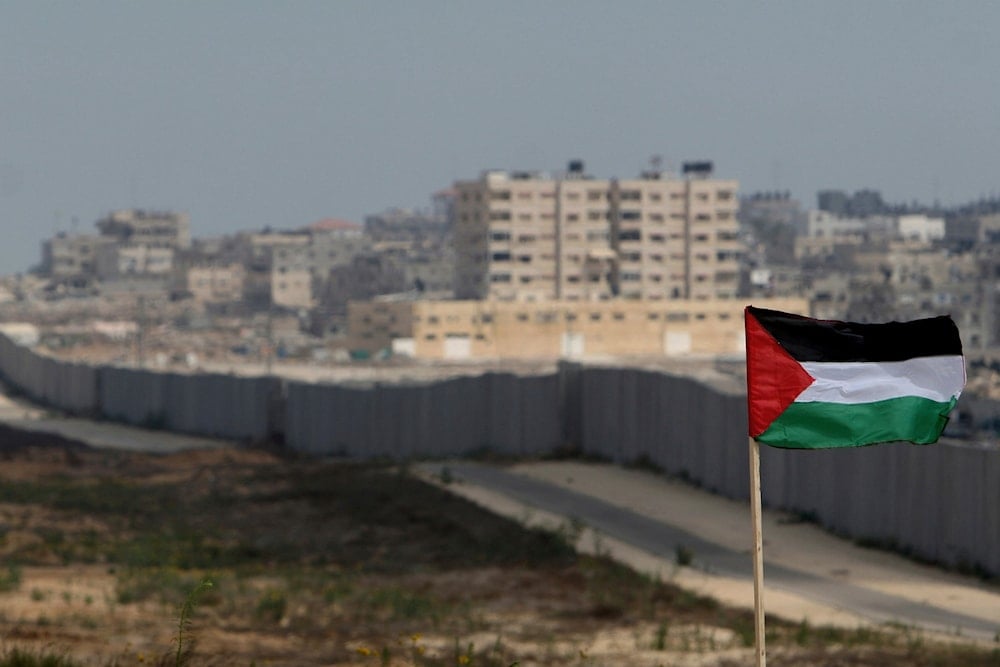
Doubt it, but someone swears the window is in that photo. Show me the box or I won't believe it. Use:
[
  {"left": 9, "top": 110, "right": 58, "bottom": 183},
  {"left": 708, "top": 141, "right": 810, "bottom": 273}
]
[
  {"left": 621, "top": 210, "right": 641, "bottom": 221},
  {"left": 490, "top": 231, "right": 510, "bottom": 241},
  {"left": 490, "top": 273, "right": 511, "bottom": 283},
  {"left": 619, "top": 229, "right": 641, "bottom": 241},
  {"left": 491, "top": 252, "right": 511, "bottom": 261},
  {"left": 620, "top": 190, "right": 641, "bottom": 201},
  {"left": 490, "top": 210, "right": 512, "bottom": 221},
  {"left": 490, "top": 190, "right": 511, "bottom": 200}
]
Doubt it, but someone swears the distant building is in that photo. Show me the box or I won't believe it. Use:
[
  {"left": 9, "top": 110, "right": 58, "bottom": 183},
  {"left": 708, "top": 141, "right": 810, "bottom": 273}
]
[
  {"left": 740, "top": 191, "right": 806, "bottom": 231},
  {"left": 347, "top": 297, "right": 808, "bottom": 359},
  {"left": 40, "top": 233, "right": 110, "bottom": 278},
  {"left": 816, "top": 190, "right": 851, "bottom": 217},
  {"left": 817, "top": 189, "right": 886, "bottom": 218},
  {"left": 96, "top": 209, "right": 191, "bottom": 249},
  {"left": 453, "top": 161, "right": 740, "bottom": 302},
  {"left": 897, "top": 214, "right": 945, "bottom": 243},
  {"left": 182, "top": 263, "right": 246, "bottom": 305}
]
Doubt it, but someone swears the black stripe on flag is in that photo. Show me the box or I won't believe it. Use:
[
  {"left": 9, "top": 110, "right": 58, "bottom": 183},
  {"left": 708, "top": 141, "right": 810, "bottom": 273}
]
[{"left": 747, "top": 306, "right": 963, "bottom": 363}]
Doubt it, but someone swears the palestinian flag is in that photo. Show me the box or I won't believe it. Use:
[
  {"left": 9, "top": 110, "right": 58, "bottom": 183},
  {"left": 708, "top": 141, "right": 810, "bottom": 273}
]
[{"left": 745, "top": 306, "right": 965, "bottom": 449}]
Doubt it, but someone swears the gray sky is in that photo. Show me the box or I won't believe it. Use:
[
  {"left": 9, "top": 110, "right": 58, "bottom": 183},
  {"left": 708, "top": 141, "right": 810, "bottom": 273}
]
[{"left": 2, "top": 1, "right": 999, "bottom": 275}]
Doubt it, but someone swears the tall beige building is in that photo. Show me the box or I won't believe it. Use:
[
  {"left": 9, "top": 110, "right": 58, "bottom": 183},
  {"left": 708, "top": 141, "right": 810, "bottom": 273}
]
[{"left": 453, "top": 162, "right": 740, "bottom": 302}]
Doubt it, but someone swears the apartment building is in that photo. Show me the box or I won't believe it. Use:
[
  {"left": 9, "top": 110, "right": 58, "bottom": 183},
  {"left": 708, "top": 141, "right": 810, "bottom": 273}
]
[
  {"left": 453, "top": 161, "right": 740, "bottom": 303},
  {"left": 41, "top": 233, "right": 111, "bottom": 277},
  {"left": 182, "top": 263, "right": 246, "bottom": 305},
  {"left": 96, "top": 209, "right": 191, "bottom": 249}
]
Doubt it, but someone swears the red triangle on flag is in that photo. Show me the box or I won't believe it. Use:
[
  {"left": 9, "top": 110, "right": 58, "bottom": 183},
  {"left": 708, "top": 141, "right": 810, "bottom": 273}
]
[{"left": 745, "top": 309, "right": 815, "bottom": 437}]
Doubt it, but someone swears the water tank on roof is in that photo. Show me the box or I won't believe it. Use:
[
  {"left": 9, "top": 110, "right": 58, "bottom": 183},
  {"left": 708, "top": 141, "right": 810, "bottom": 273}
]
[{"left": 682, "top": 161, "right": 714, "bottom": 176}]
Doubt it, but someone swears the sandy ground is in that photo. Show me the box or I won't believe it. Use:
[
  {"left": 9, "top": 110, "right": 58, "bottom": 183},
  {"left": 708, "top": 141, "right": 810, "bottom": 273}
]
[{"left": 424, "top": 461, "right": 1000, "bottom": 642}]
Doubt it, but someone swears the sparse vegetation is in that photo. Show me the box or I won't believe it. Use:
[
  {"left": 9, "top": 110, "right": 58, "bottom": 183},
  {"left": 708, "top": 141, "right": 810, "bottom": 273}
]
[{"left": 0, "top": 439, "right": 994, "bottom": 665}]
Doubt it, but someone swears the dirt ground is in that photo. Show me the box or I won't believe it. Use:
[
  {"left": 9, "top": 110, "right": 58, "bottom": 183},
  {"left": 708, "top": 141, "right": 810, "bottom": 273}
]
[{"left": 0, "top": 427, "right": 995, "bottom": 666}]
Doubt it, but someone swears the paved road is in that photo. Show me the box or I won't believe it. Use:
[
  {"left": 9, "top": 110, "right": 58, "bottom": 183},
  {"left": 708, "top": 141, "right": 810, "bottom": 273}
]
[
  {"left": 432, "top": 461, "right": 1000, "bottom": 640},
  {"left": 0, "top": 388, "right": 228, "bottom": 453}
]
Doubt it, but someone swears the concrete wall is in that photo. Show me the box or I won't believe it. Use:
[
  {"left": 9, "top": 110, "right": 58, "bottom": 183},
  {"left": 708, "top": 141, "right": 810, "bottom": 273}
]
[
  {"left": 284, "top": 372, "right": 562, "bottom": 458},
  {"left": 0, "top": 332, "right": 996, "bottom": 576},
  {"left": 97, "top": 367, "right": 279, "bottom": 441},
  {"left": 573, "top": 365, "right": 1000, "bottom": 577}
]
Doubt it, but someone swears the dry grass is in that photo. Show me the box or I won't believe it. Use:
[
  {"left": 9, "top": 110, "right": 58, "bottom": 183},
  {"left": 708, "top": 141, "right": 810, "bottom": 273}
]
[{"left": 0, "top": 435, "right": 994, "bottom": 665}]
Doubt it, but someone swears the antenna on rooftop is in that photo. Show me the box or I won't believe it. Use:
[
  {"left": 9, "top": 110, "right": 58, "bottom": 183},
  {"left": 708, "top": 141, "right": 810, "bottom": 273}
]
[{"left": 650, "top": 155, "right": 663, "bottom": 171}]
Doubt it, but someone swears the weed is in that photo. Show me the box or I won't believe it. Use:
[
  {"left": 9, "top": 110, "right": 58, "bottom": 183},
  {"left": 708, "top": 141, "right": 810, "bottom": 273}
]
[
  {"left": 0, "top": 565, "right": 22, "bottom": 592},
  {"left": 175, "top": 578, "right": 212, "bottom": 667},
  {"left": 674, "top": 544, "right": 693, "bottom": 567},
  {"left": 255, "top": 588, "right": 287, "bottom": 623},
  {"left": 439, "top": 466, "right": 454, "bottom": 484},
  {"left": 0, "top": 648, "right": 84, "bottom": 666},
  {"left": 653, "top": 621, "right": 668, "bottom": 650}
]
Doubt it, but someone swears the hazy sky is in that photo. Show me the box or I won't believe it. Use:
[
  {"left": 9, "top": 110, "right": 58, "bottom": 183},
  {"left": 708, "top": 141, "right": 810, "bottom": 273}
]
[{"left": 2, "top": 1, "right": 999, "bottom": 274}]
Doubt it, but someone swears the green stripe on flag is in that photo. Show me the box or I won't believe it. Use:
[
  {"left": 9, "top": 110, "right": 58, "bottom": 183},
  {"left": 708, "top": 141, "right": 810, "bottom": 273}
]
[{"left": 757, "top": 395, "right": 959, "bottom": 449}]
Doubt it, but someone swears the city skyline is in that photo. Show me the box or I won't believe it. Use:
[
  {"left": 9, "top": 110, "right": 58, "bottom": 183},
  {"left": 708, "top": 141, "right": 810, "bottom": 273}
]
[{"left": 3, "top": 1, "right": 999, "bottom": 275}]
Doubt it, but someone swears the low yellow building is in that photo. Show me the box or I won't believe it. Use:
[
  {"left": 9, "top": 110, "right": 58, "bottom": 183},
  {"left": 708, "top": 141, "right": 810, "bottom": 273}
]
[{"left": 348, "top": 297, "right": 808, "bottom": 360}]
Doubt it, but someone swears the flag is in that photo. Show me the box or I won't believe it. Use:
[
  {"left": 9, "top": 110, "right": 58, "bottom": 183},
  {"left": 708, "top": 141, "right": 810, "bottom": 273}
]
[{"left": 745, "top": 306, "right": 965, "bottom": 449}]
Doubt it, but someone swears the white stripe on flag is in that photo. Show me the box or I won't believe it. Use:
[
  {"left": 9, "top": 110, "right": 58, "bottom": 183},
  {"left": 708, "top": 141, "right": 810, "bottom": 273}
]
[{"left": 797, "top": 356, "right": 965, "bottom": 405}]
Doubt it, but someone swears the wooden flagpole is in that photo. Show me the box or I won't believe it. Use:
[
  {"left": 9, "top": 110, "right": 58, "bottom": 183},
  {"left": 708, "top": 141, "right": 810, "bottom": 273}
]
[{"left": 748, "top": 435, "right": 766, "bottom": 666}]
